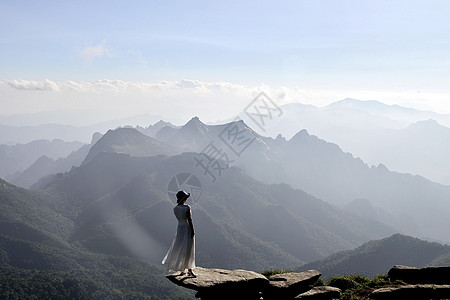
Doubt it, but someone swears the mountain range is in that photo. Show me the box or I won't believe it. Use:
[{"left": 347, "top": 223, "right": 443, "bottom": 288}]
[
  {"left": 233, "top": 98, "right": 450, "bottom": 185},
  {"left": 5, "top": 115, "right": 448, "bottom": 243},
  {"left": 2, "top": 113, "right": 450, "bottom": 243},
  {"left": 297, "top": 233, "right": 450, "bottom": 279},
  {"left": 4, "top": 98, "right": 450, "bottom": 185},
  {"left": 146, "top": 117, "right": 450, "bottom": 243},
  {"left": 2, "top": 108, "right": 450, "bottom": 298}
]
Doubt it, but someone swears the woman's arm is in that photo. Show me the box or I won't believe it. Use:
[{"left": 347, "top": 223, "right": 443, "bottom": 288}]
[{"left": 186, "top": 208, "right": 195, "bottom": 238}]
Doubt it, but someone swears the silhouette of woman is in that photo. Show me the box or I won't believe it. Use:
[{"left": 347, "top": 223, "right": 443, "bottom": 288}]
[{"left": 162, "top": 190, "right": 196, "bottom": 277}]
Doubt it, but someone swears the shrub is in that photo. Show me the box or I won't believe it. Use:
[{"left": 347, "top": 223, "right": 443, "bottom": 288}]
[
  {"left": 261, "top": 269, "right": 293, "bottom": 278},
  {"left": 327, "top": 276, "right": 360, "bottom": 291}
]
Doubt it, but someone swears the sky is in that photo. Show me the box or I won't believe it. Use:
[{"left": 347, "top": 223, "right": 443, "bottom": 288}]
[{"left": 1, "top": 0, "right": 450, "bottom": 125}]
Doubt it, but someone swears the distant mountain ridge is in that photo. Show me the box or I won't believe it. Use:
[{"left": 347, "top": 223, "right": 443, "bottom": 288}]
[
  {"left": 297, "top": 234, "right": 450, "bottom": 278},
  {"left": 0, "top": 113, "right": 172, "bottom": 145},
  {"left": 10, "top": 145, "right": 90, "bottom": 188},
  {"left": 151, "top": 117, "right": 450, "bottom": 243},
  {"left": 235, "top": 98, "right": 450, "bottom": 185},
  {"left": 0, "top": 139, "right": 85, "bottom": 180},
  {"left": 3, "top": 98, "right": 450, "bottom": 184}
]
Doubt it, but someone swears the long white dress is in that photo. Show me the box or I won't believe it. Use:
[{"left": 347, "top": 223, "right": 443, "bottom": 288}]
[{"left": 162, "top": 204, "right": 195, "bottom": 271}]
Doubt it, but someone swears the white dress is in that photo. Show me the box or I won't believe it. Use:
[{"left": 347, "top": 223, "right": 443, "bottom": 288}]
[{"left": 162, "top": 204, "right": 195, "bottom": 271}]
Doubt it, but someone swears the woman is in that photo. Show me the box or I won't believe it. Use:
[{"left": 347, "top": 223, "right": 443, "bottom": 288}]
[{"left": 162, "top": 190, "right": 196, "bottom": 277}]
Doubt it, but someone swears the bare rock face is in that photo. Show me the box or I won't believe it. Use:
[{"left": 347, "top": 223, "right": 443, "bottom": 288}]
[
  {"left": 166, "top": 267, "right": 269, "bottom": 300},
  {"left": 295, "top": 286, "right": 341, "bottom": 299},
  {"left": 388, "top": 265, "right": 450, "bottom": 284},
  {"left": 264, "top": 270, "right": 322, "bottom": 299},
  {"left": 370, "top": 284, "right": 450, "bottom": 300}
]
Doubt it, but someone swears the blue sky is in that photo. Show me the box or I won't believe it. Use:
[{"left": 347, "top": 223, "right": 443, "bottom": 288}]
[{"left": 1, "top": 0, "right": 450, "bottom": 120}]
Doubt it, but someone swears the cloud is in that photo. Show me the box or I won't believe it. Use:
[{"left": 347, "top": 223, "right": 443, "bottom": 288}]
[
  {"left": 2, "top": 79, "right": 450, "bottom": 125},
  {"left": 4, "top": 79, "right": 60, "bottom": 91},
  {"left": 79, "top": 41, "right": 111, "bottom": 63}
]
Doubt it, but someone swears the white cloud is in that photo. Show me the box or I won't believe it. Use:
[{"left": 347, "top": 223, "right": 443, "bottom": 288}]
[
  {"left": 78, "top": 41, "right": 111, "bottom": 63},
  {"left": 1, "top": 79, "right": 450, "bottom": 126},
  {"left": 4, "top": 79, "right": 60, "bottom": 91}
]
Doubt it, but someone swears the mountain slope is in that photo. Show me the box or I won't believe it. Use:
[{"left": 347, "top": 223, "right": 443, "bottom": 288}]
[
  {"left": 297, "top": 234, "right": 450, "bottom": 279},
  {"left": 0, "top": 178, "right": 193, "bottom": 299},
  {"left": 43, "top": 151, "right": 395, "bottom": 270}
]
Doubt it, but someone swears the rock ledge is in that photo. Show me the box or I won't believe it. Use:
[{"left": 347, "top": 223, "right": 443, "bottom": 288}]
[{"left": 167, "top": 267, "right": 338, "bottom": 300}]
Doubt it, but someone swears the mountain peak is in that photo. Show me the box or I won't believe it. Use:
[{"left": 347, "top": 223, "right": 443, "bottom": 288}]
[
  {"left": 187, "top": 116, "right": 202, "bottom": 124},
  {"left": 180, "top": 116, "right": 207, "bottom": 134},
  {"left": 91, "top": 132, "right": 103, "bottom": 145},
  {"left": 290, "top": 129, "right": 310, "bottom": 142},
  {"left": 376, "top": 163, "right": 389, "bottom": 172},
  {"left": 82, "top": 127, "right": 175, "bottom": 165},
  {"left": 153, "top": 120, "right": 173, "bottom": 127},
  {"left": 275, "top": 133, "right": 286, "bottom": 142}
]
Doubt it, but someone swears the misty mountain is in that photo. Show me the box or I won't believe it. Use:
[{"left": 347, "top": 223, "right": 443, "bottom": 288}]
[
  {"left": 155, "top": 116, "right": 291, "bottom": 184},
  {"left": 243, "top": 98, "right": 450, "bottom": 139},
  {"left": 297, "top": 234, "right": 450, "bottom": 279},
  {"left": 353, "top": 119, "right": 450, "bottom": 185},
  {"left": 41, "top": 151, "right": 394, "bottom": 270},
  {"left": 6, "top": 133, "right": 103, "bottom": 189},
  {"left": 0, "top": 139, "right": 85, "bottom": 179},
  {"left": 325, "top": 99, "right": 450, "bottom": 126},
  {"left": 153, "top": 117, "right": 450, "bottom": 243},
  {"left": 9, "top": 144, "right": 90, "bottom": 188},
  {"left": 82, "top": 127, "right": 182, "bottom": 165},
  {"left": 0, "top": 114, "right": 171, "bottom": 145},
  {"left": 51, "top": 117, "right": 450, "bottom": 244},
  {"left": 0, "top": 124, "right": 92, "bottom": 145},
  {"left": 136, "top": 120, "right": 178, "bottom": 138},
  {"left": 0, "top": 110, "right": 165, "bottom": 127},
  {"left": 235, "top": 98, "right": 450, "bottom": 184}
]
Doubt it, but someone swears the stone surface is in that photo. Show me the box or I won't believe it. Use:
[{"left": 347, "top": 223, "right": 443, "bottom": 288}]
[
  {"left": 388, "top": 265, "right": 450, "bottom": 284},
  {"left": 166, "top": 267, "right": 268, "bottom": 300},
  {"left": 264, "top": 270, "right": 322, "bottom": 299},
  {"left": 370, "top": 284, "right": 450, "bottom": 299},
  {"left": 295, "top": 286, "right": 341, "bottom": 299}
]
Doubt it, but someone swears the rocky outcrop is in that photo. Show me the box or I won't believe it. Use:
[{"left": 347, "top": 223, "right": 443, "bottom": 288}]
[
  {"left": 370, "top": 284, "right": 450, "bottom": 300},
  {"left": 295, "top": 286, "right": 342, "bottom": 299},
  {"left": 166, "top": 267, "right": 339, "bottom": 300},
  {"left": 166, "top": 267, "right": 268, "bottom": 300},
  {"left": 369, "top": 265, "right": 450, "bottom": 299},
  {"left": 265, "top": 270, "right": 322, "bottom": 299},
  {"left": 388, "top": 265, "right": 450, "bottom": 284}
]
